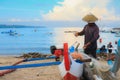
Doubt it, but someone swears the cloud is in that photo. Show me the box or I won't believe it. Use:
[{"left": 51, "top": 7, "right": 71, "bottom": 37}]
[{"left": 42, "top": 0, "right": 120, "bottom": 21}]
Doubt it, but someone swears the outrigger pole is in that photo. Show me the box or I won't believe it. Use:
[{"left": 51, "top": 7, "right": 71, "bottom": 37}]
[
  {"left": 0, "top": 56, "right": 57, "bottom": 76},
  {"left": 23, "top": 56, "right": 55, "bottom": 62},
  {"left": 0, "top": 56, "right": 58, "bottom": 70},
  {"left": 0, "top": 61, "right": 61, "bottom": 70}
]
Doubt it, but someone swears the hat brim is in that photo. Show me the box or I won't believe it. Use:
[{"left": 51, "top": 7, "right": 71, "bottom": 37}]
[{"left": 82, "top": 13, "right": 98, "bottom": 23}]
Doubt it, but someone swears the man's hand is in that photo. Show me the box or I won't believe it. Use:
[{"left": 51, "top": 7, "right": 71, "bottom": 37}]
[
  {"left": 83, "top": 42, "right": 91, "bottom": 49},
  {"left": 74, "top": 32, "right": 79, "bottom": 37}
]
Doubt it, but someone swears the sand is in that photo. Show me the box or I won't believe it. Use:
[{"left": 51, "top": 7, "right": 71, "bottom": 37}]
[
  {"left": 0, "top": 56, "right": 120, "bottom": 80},
  {"left": 0, "top": 56, "right": 62, "bottom": 80}
]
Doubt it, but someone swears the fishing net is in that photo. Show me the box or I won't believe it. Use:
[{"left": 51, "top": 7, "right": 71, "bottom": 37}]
[
  {"left": 93, "top": 62, "right": 117, "bottom": 80},
  {"left": 81, "top": 53, "right": 118, "bottom": 80}
]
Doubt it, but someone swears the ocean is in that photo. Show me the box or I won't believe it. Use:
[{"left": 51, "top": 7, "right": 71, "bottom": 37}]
[{"left": 0, "top": 26, "right": 119, "bottom": 56}]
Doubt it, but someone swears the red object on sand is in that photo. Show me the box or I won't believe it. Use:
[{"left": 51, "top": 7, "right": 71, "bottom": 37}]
[
  {"left": 0, "top": 59, "right": 24, "bottom": 76},
  {"left": 63, "top": 73, "right": 78, "bottom": 80},
  {"left": 0, "top": 69, "right": 15, "bottom": 76},
  {"left": 64, "top": 43, "right": 70, "bottom": 71},
  {"left": 54, "top": 49, "right": 63, "bottom": 57}
]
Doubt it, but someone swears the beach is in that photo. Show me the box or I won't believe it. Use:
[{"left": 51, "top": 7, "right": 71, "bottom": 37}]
[
  {"left": 0, "top": 56, "right": 120, "bottom": 80},
  {"left": 0, "top": 0, "right": 120, "bottom": 80},
  {"left": 0, "top": 56, "right": 62, "bottom": 80}
]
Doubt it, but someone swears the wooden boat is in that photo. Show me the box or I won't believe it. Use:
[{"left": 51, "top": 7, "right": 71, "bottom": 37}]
[{"left": 58, "top": 43, "right": 83, "bottom": 80}]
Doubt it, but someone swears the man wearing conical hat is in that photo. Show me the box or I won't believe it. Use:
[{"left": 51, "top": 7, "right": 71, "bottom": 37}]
[{"left": 75, "top": 13, "right": 99, "bottom": 59}]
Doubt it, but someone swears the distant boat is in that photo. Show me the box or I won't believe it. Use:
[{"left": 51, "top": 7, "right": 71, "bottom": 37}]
[
  {"left": 111, "top": 28, "right": 120, "bottom": 33},
  {"left": 1, "top": 30, "right": 23, "bottom": 36},
  {"left": 1, "top": 30, "right": 13, "bottom": 34},
  {"left": 64, "top": 31, "right": 77, "bottom": 33},
  {"left": 9, "top": 32, "right": 18, "bottom": 36},
  {"left": 1, "top": 30, "right": 15, "bottom": 34},
  {"left": 99, "top": 27, "right": 111, "bottom": 33},
  {"left": 100, "top": 30, "right": 110, "bottom": 33},
  {"left": 115, "top": 33, "right": 120, "bottom": 37},
  {"left": 1, "top": 31, "right": 10, "bottom": 34}
]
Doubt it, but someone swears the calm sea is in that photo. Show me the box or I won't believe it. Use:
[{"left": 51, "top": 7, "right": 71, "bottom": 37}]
[{"left": 0, "top": 26, "right": 119, "bottom": 56}]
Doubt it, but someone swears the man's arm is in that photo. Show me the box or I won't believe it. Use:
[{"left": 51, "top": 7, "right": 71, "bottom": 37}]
[{"left": 75, "top": 26, "right": 86, "bottom": 37}]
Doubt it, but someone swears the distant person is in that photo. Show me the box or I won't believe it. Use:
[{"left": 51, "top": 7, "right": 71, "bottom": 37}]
[
  {"left": 100, "top": 45, "right": 107, "bottom": 53},
  {"left": 75, "top": 13, "right": 99, "bottom": 59},
  {"left": 107, "top": 42, "right": 113, "bottom": 59},
  {"left": 99, "top": 45, "right": 107, "bottom": 57},
  {"left": 107, "top": 42, "right": 113, "bottom": 53}
]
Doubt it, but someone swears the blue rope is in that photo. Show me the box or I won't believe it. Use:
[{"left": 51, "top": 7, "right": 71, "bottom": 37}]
[
  {"left": 0, "top": 61, "right": 61, "bottom": 70},
  {"left": 23, "top": 56, "right": 56, "bottom": 62}
]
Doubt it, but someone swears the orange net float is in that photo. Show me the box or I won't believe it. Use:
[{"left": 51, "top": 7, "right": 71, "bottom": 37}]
[{"left": 71, "top": 52, "right": 83, "bottom": 60}]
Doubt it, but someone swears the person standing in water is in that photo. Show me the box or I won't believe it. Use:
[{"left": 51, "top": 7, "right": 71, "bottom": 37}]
[{"left": 75, "top": 13, "right": 99, "bottom": 59}]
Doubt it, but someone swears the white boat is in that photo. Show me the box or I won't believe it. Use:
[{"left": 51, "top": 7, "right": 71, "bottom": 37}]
[
  {"left": 58, "top": 43, "right": 83, "bottom": 80},
  {"left": 59, "top": 56, "right": 83, "bottom": 80},
  {"left": 111, "top": 28, "right": 120, "bottom": 33},
  {"left": 115, "top": 33, "right": 120, "bottom": 37}
]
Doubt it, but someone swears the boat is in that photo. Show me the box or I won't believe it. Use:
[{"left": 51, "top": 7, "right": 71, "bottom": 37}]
[
  {"left": 115, "top": 33, "right": 120, "bottom": 37},
  {"left": 9, "top": 32, "right": 18, "bottom": 36},
  {"left": 111, "top": 28, "right": 120, "bottom": 33},
  {"left": 1, "top": 30, "right": 14, "bottom": 34},
  {"left": 1, "top": 30, "right": 23, "bottom": 36}
]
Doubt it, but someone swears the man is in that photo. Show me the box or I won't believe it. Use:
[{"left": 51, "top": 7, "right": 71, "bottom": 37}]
[
  {"left": 107, "top": 42, "right": 113, "bottom": 60},
  {"left": 75, "top": 13, "right": 99, "bottom": 59},
  {"left": 107, "top": 42, "right": 113, "bottom": 53}
]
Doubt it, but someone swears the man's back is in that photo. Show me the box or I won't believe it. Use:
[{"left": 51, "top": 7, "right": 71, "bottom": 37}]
[{"left": 84, "top": 23, "right": 99, "bottom": 49}]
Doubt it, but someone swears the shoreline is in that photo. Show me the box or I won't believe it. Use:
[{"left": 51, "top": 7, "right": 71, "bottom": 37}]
[{"left": 0, "top": 55, "right": 21, "bottom": 57}]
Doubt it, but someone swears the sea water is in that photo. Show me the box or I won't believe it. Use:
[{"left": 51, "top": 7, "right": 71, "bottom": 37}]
[{"left": 0, "top": 26, "right": 119, "bottom": 56}]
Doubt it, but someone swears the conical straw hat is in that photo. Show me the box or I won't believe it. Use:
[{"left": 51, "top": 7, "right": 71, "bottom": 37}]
[{"left": 82, "top": 13, "right": 98, "bottom": 23}]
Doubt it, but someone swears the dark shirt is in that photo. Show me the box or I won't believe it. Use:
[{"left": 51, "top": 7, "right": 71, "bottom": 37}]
[
  {"left": 107, "top": 44, "right": 113, "bottom": 49},
  {"left": 100, "top": 45, "right": 107, "bottom": 53},
  {"left": 107, "top": 43, "right": 113, "bottom": 53},
  {"left": 78, "top": 23, "right": 99, "bottom": 50}
]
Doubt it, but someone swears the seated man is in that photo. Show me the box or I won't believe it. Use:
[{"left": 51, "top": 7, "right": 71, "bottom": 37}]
[
  {"left": 100, "top": 45, "right": 107, "bottom": 53},
  {"left": 99, "top": 45, "right": 107, "bottom": 58}
]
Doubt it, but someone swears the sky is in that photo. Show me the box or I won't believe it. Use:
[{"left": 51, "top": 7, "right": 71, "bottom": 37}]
[{"left": 0, "top": 0, "right": 120, "bottom": 27}]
